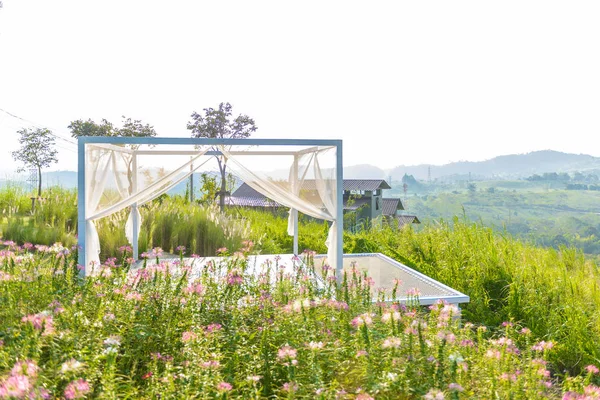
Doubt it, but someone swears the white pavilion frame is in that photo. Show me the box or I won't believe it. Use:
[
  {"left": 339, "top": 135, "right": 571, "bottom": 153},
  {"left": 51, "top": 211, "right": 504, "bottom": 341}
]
[{"left": 77, "top": 137, "right": 344, "bottom": 276}]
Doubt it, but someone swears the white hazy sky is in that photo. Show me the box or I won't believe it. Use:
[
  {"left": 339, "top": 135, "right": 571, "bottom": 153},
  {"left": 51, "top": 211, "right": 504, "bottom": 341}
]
[{"left": 0, "top": 0, "right": 599, "bottom": 173}]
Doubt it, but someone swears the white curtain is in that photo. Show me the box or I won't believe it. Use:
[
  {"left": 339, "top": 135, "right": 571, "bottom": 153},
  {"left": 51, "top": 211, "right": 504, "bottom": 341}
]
[
  {"left": 221, "top": 146, "right": 339, "bottom": 268},
  {"left": 84, "top": 145, "right": 209, "bottom": 273},
  {"left": 314, "top": 152, "right": 339, "bottom": 269}
]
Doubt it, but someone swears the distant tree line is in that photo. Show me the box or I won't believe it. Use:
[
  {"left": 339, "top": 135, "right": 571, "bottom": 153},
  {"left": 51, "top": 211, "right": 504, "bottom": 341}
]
[
  {"left": 565, "top": 184, "right": 600, "bottom": 191},
  {"left": 526, "top": 171, "right": 599, "bottom": 183}
]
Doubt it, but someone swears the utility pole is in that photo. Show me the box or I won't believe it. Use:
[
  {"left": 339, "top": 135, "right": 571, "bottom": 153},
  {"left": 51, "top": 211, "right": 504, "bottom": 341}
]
[{"left": 189, "top": 157, "right": 194, "bottom": 202}]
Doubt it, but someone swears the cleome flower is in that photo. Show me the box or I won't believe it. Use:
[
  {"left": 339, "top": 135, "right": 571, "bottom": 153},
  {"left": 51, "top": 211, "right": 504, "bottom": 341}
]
[
  {"left": 351, "top": 313, "right": 374, "bottom": 328},
  {"left": 277, "top": 345, "right": 298, "bottom": 366},
  {"left": 382, "top": 337, "right": 402, "bottom": 349},
  {"left": 60, "top": 359, "right": 84, "bottom": 374},
  {"left": 307, "top": 341, "right": 325, "bottom": 351},
  {"left": 531, "top": 341, "right": 554, "bottom": 352},
  {"left": 424, "top": 388, "right": 445, "bottom": 400},
  {"left": 63, "top": 379, "right": 90, "bottom": 400}
]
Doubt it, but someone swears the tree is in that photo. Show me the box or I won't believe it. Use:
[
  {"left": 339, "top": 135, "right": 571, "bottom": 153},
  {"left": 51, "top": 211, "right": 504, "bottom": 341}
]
[
  {"left": 12, "top": 128, "right": 58, "bottom": 197},
  {"left": 186, "top": 102, "right": 257, "bottom": 212},
  {"left": 69, "top": 116, "right": 157, "bottom": 193}
]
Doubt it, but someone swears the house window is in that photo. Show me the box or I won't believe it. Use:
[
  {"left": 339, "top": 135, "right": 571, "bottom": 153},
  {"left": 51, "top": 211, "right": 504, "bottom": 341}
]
[{"left": 375, "top": 197, "right": 380, "bottom": 211}]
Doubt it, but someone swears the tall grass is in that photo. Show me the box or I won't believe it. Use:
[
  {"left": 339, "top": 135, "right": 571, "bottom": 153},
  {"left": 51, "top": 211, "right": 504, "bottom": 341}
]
[
  {"left": 1, "top": 187, "right": 77, "bottom": 247},
  {"left": 230, "top": 207, "right": 329, "bottom": 254},
  {"left": 348, "top": 217, "right": 600, "bottom": 374},
  {"left": 0, "top": 182, "right": 31, "bottom": 216},
  {"left": 96, "top": 196, "right": 248, "bottom": 259}
]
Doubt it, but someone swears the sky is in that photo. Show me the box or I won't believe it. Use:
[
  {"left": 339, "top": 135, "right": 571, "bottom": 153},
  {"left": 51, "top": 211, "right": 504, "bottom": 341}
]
[{"left": 0, "top": 0, "right": 599, "bottom": 173}]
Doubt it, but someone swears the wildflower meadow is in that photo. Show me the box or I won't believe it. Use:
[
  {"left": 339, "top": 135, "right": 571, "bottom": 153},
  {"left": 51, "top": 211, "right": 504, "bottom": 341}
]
[{"left": 1, "top": 242, "right": 599, "bottom": 399}]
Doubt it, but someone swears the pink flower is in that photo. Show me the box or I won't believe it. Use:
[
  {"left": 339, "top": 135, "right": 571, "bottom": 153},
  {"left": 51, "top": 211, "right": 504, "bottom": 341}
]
[
  {"left": 21, "top": 313, "right": 54, "bottom": 336},
  {"left": 216, "top": 247, "right": 228, "bottom": 255},
  {"left": 406, "top": 287, "right": 421, "bottom": 297},
  {"left": 532, "top": 341, "right": 554, "bottom": 351},
  {"left": 64, "top": 379, "right": 90, "bottom": 399},
  {"left": 184, "top": 283, "right": 204, "bottom": 295},
  {"left": 200, "top": 360, "right": 220, "bottom": 369},
  {"left": 351, "top": 313, "right": 374, "bottom": 328},
  {"left": 277, "top": 345, "right": 297, "bottom": 362},
  {"left": 448, "top": 383, "right": 464, "bottom": 392},
  {"left": 586, "top": 365, "right": 600, "bottom": 374},
  {"left": 10, "top": 360, "right": 39, "bottom": 378},
  {"left": 356, "top": 394, "right": 374, "bottom": 400},
  {"left": 182, "top": 331, "right": 198, "bottom": 342},
  {"left": 356, "top": 350, "right": 368, "bottom": 357},
  {"left": 118, "top": 245, "right": 132, "bottom": 253},
  {"left": 125, "top": 292, "right": 143, "bottom": 301},
  {"left": 0, "top": 375, "right": 31, "bottom": 399},
  {"left": 216, "top": 382, "right": 232, "bottom": 392},
  {"left": 226, "top": 269, "right": 244, "bottom": 286},
  {"left": 282, "top": 382, "right": 298, "bottom": 392},
  {"left": 206, "top": 323, "right": 222, "bottom": 333},
  {"left": 424, "top": 389, "right": 445, "bottom": 400}
]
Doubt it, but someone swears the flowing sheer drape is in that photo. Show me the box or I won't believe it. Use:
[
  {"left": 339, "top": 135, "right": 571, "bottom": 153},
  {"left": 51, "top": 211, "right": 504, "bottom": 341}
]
[
  {"left": 222, "top": 146, "right": 339, "bottom": 267},
  {"left": 84, "top": 145, "right": 209, "bottom": 272}
]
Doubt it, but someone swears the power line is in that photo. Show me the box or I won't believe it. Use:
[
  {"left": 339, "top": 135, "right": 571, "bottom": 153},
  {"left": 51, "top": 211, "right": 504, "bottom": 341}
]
[{"left": 0, "top": 107, "right": 77, "bottom": 146}]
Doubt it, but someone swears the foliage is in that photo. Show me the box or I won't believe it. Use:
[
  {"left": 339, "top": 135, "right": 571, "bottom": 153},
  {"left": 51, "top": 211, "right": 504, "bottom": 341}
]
[
  {"left": 2, "top": 244, "right": 596, "bottom": 398},
  {"left": 402, "top": 187, "right": 600, "bottom": 258},
  {"left": 68, "top": 116, "right": 156, "bottom": 140},
  {"left": 197, "top": 173, "right": 219, "bottom": 206},
  {"left": 1, "top": 187, "right": 77, "bottom": 248},
  {"left": 186, "top": 102, "right": 257, "bottom": 211},
  {"left": 3, "top": 185, "right": 600, "bottom": 376},
  {"left": 11, "top": 128, "right": 58, "bottom": 197},
  {"left": 238, "top": 210, "right": 600, "bottom": 375}
]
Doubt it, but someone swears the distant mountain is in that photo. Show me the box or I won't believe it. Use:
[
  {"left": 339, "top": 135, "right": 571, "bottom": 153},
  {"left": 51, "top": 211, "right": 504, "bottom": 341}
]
[{"left": 387, "top": 150, "right": 600, "bottom": 181}]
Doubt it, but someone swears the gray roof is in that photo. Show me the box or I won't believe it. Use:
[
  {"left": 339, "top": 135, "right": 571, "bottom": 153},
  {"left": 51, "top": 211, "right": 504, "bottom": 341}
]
[
  {"left": 381, "top": 198, "right": 404, "bottom": 215},
  {"left": 341, "top": 179, "right": 391, "bottom": 191},
  {"left": 224, "top": 196, "right": 281, "bottom": 208},
  {"left": 228, "top": 183, "right": 377, "bottom": 211},
  {"left": 231, "top": 180, "right": 391, "bottom": 198},
  {"left": 230, "top": 183, "right": 263, "bottom": 198},
  {"left": 396, "top": 215, "right": 421, "bottom": 228}
]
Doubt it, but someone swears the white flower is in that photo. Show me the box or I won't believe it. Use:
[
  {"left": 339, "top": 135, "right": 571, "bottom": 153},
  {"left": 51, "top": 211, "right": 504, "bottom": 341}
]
[
  {"left": 60, "top": 359, "right": 84, "bottom": 374},
  {"left": 307, "top": 341, "right": 324, "bottom": 350}
]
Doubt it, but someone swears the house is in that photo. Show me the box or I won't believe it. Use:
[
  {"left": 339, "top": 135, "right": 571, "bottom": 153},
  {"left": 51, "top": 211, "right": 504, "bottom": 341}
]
[{"left": 226, "top": 179, "right": 420, "bottom": 229}]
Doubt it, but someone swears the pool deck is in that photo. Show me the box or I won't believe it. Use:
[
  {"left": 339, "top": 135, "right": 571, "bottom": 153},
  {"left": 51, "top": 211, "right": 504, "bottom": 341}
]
[{"left": 134, "top": 253, "right": 470, "bottom": 306}]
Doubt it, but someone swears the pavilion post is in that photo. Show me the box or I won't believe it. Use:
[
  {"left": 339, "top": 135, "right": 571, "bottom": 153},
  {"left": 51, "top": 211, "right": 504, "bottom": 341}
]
[
  {"left": 77, "top": 138, "right": 86, "bottom": 276},
  {"left": 132, "top": 152, "right": 139, "bottom": 260},
  {"left": 292, "top": 155, "right": 299, "bottom": 255},
  {"left": 335, "top": 141, "right": 344, "bottom": 280}
]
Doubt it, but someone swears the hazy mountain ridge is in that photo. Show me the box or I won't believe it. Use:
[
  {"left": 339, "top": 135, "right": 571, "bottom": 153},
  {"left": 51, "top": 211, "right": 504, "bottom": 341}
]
[
  {"left": 364, "top": 150, "right": 600, "bottom": 181},
  {"left": 2, "top": 150, "right": 599, "bottom": 189}
]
